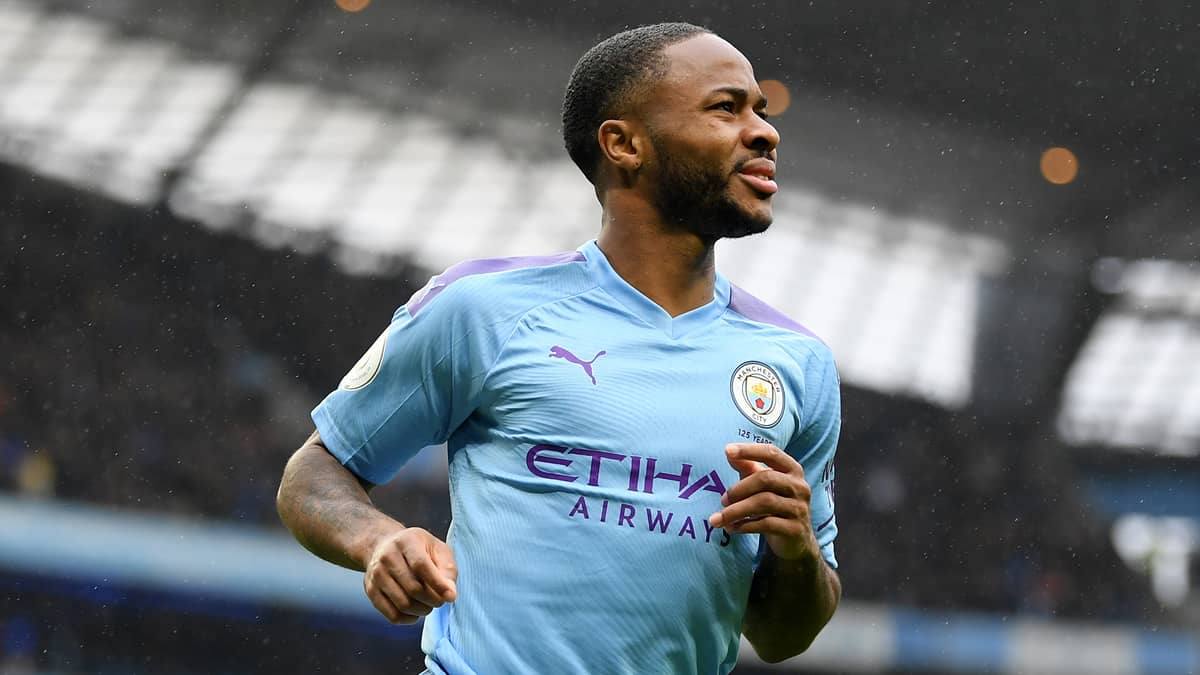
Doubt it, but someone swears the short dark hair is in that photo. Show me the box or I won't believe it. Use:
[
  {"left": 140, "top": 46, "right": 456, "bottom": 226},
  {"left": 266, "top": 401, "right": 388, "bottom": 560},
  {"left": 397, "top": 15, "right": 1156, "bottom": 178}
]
[{"left": 561, "top": 22, "right": 712, "bottom": 184}]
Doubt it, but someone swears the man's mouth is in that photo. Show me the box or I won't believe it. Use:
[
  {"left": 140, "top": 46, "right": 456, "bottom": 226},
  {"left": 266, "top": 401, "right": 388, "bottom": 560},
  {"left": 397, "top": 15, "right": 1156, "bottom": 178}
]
[{"left": 736, "top": 158, "right": 778, "bottom": 195}]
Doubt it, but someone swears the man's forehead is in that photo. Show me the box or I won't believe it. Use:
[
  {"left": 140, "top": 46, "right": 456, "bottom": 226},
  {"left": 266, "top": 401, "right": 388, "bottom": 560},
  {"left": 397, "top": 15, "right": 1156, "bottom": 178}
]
[{"left": 659, "top": 34, "right": 758, "bottom": 93}]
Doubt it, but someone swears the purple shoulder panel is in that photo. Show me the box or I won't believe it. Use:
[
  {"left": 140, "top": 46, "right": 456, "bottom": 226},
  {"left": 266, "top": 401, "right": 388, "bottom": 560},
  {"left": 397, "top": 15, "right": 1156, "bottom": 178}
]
[
  {"left": 406, "top": 251, "right": 585, "bottom": 315},
  {"left": 728, "top": 284, "right": 822, "bottom": 341}
]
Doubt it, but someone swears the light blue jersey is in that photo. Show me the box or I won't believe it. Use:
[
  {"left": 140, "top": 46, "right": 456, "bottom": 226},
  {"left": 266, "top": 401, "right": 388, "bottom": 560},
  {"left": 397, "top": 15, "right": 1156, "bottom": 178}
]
[{"left": 312, "top": 240, "right": 841, "bottom": 675}]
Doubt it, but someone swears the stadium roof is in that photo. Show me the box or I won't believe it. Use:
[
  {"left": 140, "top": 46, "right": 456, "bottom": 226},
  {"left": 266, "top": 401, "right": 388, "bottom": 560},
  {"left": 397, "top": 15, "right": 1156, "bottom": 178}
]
[{"left": 1058, "top": 258, "right": 1200, "bottom": 456}]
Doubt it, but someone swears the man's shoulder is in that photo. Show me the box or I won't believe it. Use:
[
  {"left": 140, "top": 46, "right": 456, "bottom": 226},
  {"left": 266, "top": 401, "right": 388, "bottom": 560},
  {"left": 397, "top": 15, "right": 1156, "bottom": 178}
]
[
  {"left": 725, "top": 284, "right": 829, "bottom": 350},
  {"left": 404, "top": 250, "right": 591, "bottom": 318},
  {"left": 723, "top": 285, "right": 839, "bottom": 412},
  {"left": 722, "top": 283, "right": 837, "bottom": 385}
]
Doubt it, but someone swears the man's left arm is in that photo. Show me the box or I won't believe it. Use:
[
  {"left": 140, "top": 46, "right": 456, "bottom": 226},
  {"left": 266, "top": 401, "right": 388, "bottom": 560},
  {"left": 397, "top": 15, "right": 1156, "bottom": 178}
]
[
  {"left": 710, "top": 350, "right": 842, "bottom": 662},
  {"left": 708, "top": 442, "right": 841, "bottom": 662}
]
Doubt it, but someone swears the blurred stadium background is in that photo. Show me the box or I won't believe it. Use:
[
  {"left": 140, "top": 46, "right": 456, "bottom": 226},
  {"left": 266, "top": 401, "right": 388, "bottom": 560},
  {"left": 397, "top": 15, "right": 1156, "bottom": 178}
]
[{"left": 1, "top": 0, "right": 1198, "bottom": 673}]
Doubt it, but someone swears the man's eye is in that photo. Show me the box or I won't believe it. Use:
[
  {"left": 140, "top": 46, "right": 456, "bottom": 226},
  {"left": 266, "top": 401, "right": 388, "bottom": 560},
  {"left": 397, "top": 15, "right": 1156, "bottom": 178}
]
[{"left": 713, "top": 101, "right": 735, "bottom": 113}]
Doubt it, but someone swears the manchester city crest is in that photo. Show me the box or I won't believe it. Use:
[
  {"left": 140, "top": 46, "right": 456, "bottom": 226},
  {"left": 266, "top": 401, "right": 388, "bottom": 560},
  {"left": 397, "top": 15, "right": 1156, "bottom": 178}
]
[{"left": 730, "top": 361, "right": 785, "bottom": 428}]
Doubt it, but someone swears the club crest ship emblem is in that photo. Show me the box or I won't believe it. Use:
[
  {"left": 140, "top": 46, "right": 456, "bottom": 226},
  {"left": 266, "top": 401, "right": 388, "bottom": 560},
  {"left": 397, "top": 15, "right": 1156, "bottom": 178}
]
[{"left": 731, "top": 361, "right": 785, "bottom": 427}]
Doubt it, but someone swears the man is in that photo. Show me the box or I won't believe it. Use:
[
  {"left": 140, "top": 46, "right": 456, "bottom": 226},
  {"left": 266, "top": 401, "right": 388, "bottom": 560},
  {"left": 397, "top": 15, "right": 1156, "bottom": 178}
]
[{"left": 277, "top": 22, "right": 841, "bottom": 674}]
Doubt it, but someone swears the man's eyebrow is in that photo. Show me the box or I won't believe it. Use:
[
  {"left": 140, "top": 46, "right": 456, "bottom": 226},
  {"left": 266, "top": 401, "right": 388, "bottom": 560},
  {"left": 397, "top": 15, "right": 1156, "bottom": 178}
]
[
  {"left": 711, "top": 86, "right": 748, "bottom": 99},
  {"left": 709, "top": 86, "right": 768, "bottom": 108}
]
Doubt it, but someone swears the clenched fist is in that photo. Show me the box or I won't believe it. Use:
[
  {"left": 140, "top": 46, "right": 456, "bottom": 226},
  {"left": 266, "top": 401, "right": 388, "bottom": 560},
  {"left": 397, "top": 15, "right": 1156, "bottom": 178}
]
[
  {"left": 363, "top": 526, "right": 458, "bottom": 624},
  {"left": 708, "top": 443, "right": 821, "bottom": 563}
]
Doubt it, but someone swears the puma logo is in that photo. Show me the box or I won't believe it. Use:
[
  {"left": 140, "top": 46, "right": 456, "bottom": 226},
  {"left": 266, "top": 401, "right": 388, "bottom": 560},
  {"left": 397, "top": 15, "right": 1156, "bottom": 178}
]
[{"left": 549, "top": 345, "right": 606, "bottom": 385}]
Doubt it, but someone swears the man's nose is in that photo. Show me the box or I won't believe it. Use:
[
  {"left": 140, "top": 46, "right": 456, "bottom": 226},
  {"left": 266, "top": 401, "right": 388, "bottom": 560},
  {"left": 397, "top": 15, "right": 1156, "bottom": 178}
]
[{"left": 743, "top": 115, "right": 780, "bottom": 153}]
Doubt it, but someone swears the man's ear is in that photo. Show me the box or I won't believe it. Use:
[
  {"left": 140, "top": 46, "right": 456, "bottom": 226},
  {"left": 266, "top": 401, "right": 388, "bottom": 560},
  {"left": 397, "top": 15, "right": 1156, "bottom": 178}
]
[{"left": 597, "top": 119, "right": 645, "bottom": 174}]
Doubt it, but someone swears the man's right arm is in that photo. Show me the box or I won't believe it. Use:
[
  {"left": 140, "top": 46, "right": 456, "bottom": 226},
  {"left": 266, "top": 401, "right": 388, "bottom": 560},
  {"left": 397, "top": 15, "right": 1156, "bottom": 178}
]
[
  {"left": 276, "top": 430, "right": 396, "bottom": 570},
  {"left": 277, "top": 430, "right": 458, "bottom": 623}
]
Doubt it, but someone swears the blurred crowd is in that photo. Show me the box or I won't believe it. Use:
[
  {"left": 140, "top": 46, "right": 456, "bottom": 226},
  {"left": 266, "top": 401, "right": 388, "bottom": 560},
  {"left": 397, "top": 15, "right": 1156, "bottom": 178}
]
[
  {"left": 0, "top": 173, "right": 1158, "bottom": 637},
  {"left": 834, "top": 392, "right": 1155, "bottom": 621},
  {"left": 0, "top": 177, "right": 441, "bottom": 527},
  {"left": 2, "top": 201, "right": 290, "bottom": 524}
]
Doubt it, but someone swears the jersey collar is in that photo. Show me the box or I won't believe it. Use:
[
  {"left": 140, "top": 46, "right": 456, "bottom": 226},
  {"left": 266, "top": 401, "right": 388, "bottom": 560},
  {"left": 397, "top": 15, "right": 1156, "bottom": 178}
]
[{"left": 579, "top": 240, "right": 731, "bottom": 339}]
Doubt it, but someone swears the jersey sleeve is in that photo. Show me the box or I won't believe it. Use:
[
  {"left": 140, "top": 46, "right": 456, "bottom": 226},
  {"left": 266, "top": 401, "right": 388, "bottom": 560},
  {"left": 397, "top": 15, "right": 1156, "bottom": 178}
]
[
  {"left": 311, "top": 279, "right": 498, "bottom": 486},
  {"left": 786, "top": 347, "right": 842, "bottom": 569}
]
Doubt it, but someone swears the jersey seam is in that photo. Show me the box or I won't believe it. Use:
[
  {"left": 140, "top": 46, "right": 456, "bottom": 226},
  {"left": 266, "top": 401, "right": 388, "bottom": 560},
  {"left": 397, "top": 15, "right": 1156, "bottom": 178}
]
[
  {"left": 352, "top": 264, "right": 595, "bottom": 462},
  {"left": 800, "top": 347, "right": 836, "bottom": 436},
  {"left": 478, "top": 283, "right": 604, "bottom": 391},
  {"left": 719, "top": 310, "right": 828, "bottom": 363},
  {"left": 349, "top": 356, "right": 443, "bottom": 468}
]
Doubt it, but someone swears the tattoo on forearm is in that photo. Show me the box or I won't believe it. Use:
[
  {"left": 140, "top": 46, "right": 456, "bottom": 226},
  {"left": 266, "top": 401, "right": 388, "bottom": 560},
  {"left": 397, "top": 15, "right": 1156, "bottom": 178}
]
[{"left": 281, "top": 447, "right": 382, "bottom": 569}]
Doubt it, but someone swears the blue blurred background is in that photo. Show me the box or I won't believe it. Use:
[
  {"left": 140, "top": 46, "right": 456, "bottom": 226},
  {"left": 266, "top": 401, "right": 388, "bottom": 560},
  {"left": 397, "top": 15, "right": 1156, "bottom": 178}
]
[{"left": 1, "top": 0, "right": 1198, "bottom": 673}]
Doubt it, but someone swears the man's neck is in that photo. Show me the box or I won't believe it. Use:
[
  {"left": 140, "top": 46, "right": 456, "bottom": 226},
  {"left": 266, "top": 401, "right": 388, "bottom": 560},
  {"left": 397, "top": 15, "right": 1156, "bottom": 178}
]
[{"left": 595, "top": 207, "right": 717, "bottom": 318}]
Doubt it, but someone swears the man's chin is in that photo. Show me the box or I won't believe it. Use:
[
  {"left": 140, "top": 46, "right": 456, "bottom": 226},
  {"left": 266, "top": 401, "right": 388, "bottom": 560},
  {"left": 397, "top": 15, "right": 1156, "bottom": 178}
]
[
  {"left": 718, "top": 206, "right": 772, "bottom": 239},
  {"left": 659, "top": 190, "right": 773, "bottom": 240},
  {"left": 719, "top": 221, "right": 772, "bottom": 240}
]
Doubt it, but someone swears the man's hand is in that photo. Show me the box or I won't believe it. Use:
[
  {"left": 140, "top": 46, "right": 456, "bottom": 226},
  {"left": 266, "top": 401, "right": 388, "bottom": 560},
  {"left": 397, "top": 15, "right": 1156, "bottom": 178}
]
[
  {"left": 277, "top": 438, "right": 459, "bottom": 625},
  {"left": 707, "top": 443, "right": 820, "bottom": 562},
  {"left": 713, "top": 443, "right": 839, "bottom": 661},
  {"left": 364, "top": 526, "right": 459, "bottom": 624}
]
